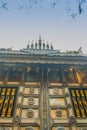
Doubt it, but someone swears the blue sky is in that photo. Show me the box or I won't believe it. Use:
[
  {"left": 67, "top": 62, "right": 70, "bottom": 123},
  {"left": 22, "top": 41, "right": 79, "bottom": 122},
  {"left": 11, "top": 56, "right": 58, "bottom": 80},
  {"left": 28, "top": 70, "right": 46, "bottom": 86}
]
[{"left": 0, "top": 0, "right": 87, "bottom": 53}]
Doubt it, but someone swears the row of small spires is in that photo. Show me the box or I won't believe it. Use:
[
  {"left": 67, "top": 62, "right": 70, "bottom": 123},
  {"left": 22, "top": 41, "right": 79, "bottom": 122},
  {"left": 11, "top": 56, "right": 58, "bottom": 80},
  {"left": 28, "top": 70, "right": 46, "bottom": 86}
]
[{"left": 26, "top": 37, "right": 54, "bottom": 50}]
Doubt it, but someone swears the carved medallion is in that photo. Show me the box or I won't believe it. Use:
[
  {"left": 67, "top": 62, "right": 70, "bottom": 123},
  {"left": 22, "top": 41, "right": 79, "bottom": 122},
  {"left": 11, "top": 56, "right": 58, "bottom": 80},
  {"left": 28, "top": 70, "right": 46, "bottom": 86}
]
[
  {"left": 28, "top": 97, "right": 34, "bottom": 105},
  {"left": 13, "top": 116, "right": 21, "bottom": 126},
  {"left": 27, "top": 109, "right": 34, "bottom": 118},
  {"left": 56, "top": 109, "right": 62, "bottom": 117}
]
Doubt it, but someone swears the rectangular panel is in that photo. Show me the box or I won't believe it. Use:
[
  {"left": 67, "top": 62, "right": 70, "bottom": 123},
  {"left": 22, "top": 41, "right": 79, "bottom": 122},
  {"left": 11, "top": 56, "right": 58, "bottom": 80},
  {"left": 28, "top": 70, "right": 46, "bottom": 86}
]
[
  {"left": 50, "top": 109, "right": 68, "bottom": 119},
  {"left": 70, "top": 88, "right": 87, "bottom": 118},
  {"left": 49, "top": 98, "right": 65, "bottom": 106},
  {"left": 23, "top": 97, "right": 39, "bottom": 106},
  {"left": 8, "top": 66, "right": 23, "bottom": 82},
  {"left": 21, "top": 109, "right": 39, "bottom": 118},
  {"left": 49, "top": 88, "right": 63, "bottom": 95},
  {"left": 24, "top": 87, "right": 40, "bottom": 95},
  {"left": 0, "top": 87, "right": 18, "bottom": 117},
  {"left": 63, "top": 67, "right": 77, "bottom": 83},
  {"left": 0, "top": 66, "right": 8, "bottom": 81}
]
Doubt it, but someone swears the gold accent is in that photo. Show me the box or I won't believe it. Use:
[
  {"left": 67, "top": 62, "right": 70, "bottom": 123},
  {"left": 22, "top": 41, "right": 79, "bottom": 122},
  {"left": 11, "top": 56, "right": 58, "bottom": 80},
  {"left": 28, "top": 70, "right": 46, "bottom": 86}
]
[{"left": 76, "top": 71, "right": 82, "bottom": 83}]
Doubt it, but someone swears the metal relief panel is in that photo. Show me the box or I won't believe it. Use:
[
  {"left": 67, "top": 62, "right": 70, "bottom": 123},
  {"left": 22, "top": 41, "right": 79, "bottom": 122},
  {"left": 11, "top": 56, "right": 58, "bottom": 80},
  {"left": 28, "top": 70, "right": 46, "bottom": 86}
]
[
  {"left": 49, "top": 88, "right": 63, "bottom": 95},
  {"left": 50, "top": 109, "right": 68, "bottom": 118},
  {"left": 23, "top": 97, "right": 39, "bottom": 106},
  {"left": 21, "top": 109, "right": 39, "bottom": 118}
]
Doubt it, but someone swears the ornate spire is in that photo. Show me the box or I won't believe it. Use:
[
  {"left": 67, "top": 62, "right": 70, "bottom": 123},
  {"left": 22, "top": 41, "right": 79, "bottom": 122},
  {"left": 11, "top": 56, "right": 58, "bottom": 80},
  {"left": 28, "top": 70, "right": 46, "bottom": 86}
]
[
  {"left": 27, "top": 44, "right": 29, "bottom": 49},
  {"left": 50, "top": 43, "right": 53, "bottom": 50},
  {"left": 31, "top": 40, "right": 34, "bottom": 49},
  {"left": 43, "top": 40, "right": 45, "bottom": 49},
  {"left": 47, "top": 41, "right": 49, "bottom": 50},
  {"left": 35, "top": 40, "right": 37, "bottom": 49},
  {"left": 38, "top": 36, "right": 42, "bottom": 49}
]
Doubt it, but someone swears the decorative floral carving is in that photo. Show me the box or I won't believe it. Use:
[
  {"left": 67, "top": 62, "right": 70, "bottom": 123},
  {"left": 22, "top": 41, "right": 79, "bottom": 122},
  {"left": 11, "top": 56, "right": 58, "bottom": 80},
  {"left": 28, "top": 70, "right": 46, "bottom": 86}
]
[
  {"left": 67, "top": 103, "right": 72, "bottom": 109},
  {"left": 13, "top": 116, "right": 21, "bottom": 126},
  {"left": 28, "top": 97, "right": 34, "bottom": 105},
  {"left": 69, "top": 116, "right": 77, "bottom": 126}
]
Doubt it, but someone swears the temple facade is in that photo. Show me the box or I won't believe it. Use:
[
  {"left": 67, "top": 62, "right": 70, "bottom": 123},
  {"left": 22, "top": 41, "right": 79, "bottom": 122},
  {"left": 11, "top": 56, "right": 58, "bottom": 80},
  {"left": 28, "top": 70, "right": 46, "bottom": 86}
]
[{"left": 0, "top": 37, "right": 87, "bottom": 130}]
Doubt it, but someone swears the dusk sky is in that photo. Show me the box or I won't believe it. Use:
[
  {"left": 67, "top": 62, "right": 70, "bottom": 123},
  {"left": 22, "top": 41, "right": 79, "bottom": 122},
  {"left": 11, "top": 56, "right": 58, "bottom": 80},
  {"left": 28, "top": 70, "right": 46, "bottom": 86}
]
[{"left": 0, "top": 0, "right": 87, "bottom": 53}]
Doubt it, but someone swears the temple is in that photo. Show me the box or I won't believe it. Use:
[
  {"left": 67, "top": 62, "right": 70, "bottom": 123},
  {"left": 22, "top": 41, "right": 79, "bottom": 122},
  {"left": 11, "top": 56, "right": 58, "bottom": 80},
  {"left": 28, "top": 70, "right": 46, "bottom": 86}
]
[{"left": 0, "top": 37, "right": 87, "bottom": 130}]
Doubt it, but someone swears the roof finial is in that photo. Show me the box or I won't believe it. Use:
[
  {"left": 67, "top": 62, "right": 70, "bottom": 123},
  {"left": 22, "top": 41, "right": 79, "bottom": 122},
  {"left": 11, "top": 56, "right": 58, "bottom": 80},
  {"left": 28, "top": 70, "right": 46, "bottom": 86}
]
[
  {"left": 43, "top": 40, "right": 45, "bottom": 49},
  {"left": 27, "top": 44, "right": 29, "bottom": 49},
  {"left": 31, "top": 40, "right": 34, "bottom": 49},
  {"left": 38, "top": 36, "right": 42, "bottom": 49},
  {"left": 47, "top": 41, "right": 49, "bottom": 50},
  {"left": 27, "top": 41, "right": 30, "bottom": 49},
  {"left": 78, "top": 47, "right": 83, "bottom": 54},
  {"left": 35, "top": 40, "right": 37, "bottom": 49},
  {"left": 50, "top": 43, "right": 53, "bottom": 50}
]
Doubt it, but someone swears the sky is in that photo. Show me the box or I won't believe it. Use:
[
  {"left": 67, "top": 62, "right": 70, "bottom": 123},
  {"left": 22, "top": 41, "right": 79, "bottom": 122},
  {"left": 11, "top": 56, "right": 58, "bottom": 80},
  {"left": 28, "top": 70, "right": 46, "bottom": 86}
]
[{"left": 0, "top": 0, "right": 87, "bottom": 53}]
